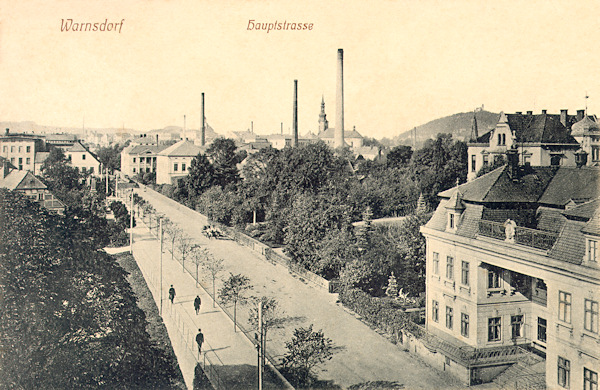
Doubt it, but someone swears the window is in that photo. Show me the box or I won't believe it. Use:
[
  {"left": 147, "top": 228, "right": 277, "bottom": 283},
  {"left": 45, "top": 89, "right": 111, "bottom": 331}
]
[
  {"left": 82, "top": 154, "right": 86, "bottom": 160},
  {"left": 432, "top": 300, "right": 439, "bottom": 322},
  {"left": 551, "top": 155, "right": 561, "bottom": 166},
  {"left": 10, "top": 146, "right": 14, "bottom": 152},
  {"left": 558, "top": 357, "right": 570, "bottom": 388},
  {"left": 133, "top": 157, "right": 136, "bottom": 163},
  {"left": 511, "top": 315, "right": 523, "bottom": 339},
  {"left": 26, "top": 146, "right": 30, "bottom": 153},
  {"left": 146, "top": 167, "right": 150, "bottom": 173},
  {"left": 483, "top": 154, "right": 489, "bottom": 166},
  {"left": 446, "top": 256, "right": 454, "bottom": 280},
  {"left": 18, "top": 146, "right": 22, "bottom": 152},
  {"left": 584, "top": 368, "right": 598, "bottom": 390},
  {"left": 498, "top": 133, "right": 506, "bottom": 146},
  {"left": 18, "top": 158, "right": 22, "bottom": 164},
  {"left": 67, "top": 154, "right": 71, "bottom": 161},
  {"left": 10, "top": 157, "right": 14, "bottom": 163},
  {"left": 461, "top": 261, "right": 469, "bottom": 286},
  {"left": 446, "top": 307, "right": 453, "bottom": 329},
  {"left": 174, "top": 163, "right": 178, "bottom": 171},
  {"left": 432, "top": 252, "right": 439, "bottom": 274},
  {"left": 471, "top": 155, "right": 476, "bottom": 172},
  {"left": 182, "top": 163, "right": 186, "bottom": 171},
  {"left": 26, "top": 157, "right": 30, "bottom": 164},
  {"left": 488, "top": 268, "right": 500, "bottom": 289},
  {"left": 488, "top": 317, "right": 501, "bottom": 341},
  {"left": 584, "top": 299, "right": 599, "bottom": 333},
  {"left": 133, "top": 167, "right": 136, "bottom": 173},
  {"left": 449, "top": 213, "right": 455, "bottom": 229},
  {"left": 90, "top": 167, "right": 94, "bottom": 174},
  {"left": 146, "top": 157, "right": 151, "bottom": 163},
  {"left": 461, "top": 313, "right": 469, "bottom": 337},
  {"left": 593, "top": 146, "right": 600, "bottom": 162},
  {"left": 558, "top": 291, "right": 572, "bottom": 323},
  {"left": 2, "top": 146, "right": 6, "bottom": 152},
  {"left": 589, "top": 239, "right": 598, "bottom": 262},
  {"left": 538, "top": 317, "right": 547, "bottom": 342}
]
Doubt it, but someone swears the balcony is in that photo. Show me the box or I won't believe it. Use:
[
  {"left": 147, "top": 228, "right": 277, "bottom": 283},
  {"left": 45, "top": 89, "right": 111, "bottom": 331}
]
[{"left": 478, "top": 220, "right": 558, "bottom": 250}]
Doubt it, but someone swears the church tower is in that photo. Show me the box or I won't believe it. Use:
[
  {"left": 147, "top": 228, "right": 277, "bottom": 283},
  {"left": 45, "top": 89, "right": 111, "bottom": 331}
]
[{"left": 318, "top": 95, "right": 329, "bottom": 134}]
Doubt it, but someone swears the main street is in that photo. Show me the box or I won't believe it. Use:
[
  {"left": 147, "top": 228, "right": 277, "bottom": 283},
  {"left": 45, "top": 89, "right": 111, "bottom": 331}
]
[{"left": 134, "top": 186, "right": 463, "bottom": 389}]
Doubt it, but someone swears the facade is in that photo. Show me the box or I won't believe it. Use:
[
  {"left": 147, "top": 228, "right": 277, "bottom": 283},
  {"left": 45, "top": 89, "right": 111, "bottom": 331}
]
[
  {"left": 156, "top": 140, "right": 204, "bottom": 185},
  {"left": 0, "top": 159, "right": 65, "bottom": 213},
  {"left": 120, "top": 144, "right": 168, "bottom": 177},
  {"left": 421, "top": 161, "right": 599, "bottom": 387},
  {"left": 44, "top": 133, "right": 78, "bottom": 150},
  {"left": 0, "top": 130, "right": 45, "bottom": 174},
  {"left": 66, "top": 141, "right": 101, "bottom": 176},
  {"left": 571, "top": 115, "right": 600, "bottom": 166},
  {"left": 467, "top": 110, "right": 584, "bottom": 181}
]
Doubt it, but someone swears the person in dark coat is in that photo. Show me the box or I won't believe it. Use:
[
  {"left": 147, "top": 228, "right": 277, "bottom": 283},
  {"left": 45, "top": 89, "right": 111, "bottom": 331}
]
[
  {"left": 168, "top": 285, "right": 176, "bottom": 303},
  {"left": 194, "top": 295, "right": 202, "bottom": 315},
  {"left": 196, "top": 328, "right": 204, "bottom": 355}
]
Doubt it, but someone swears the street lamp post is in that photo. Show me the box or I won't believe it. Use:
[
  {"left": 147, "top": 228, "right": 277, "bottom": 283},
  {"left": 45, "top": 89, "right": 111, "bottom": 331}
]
[
  {"left": 159, "top": 217, "right": 164, "bottom": 315},
  {"left": 129, "top": 190, "right": 134, "bottom": 254}
]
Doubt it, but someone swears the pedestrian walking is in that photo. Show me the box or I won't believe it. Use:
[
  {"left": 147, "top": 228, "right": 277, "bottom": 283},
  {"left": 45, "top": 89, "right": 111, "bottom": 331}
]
[
  {"left": 168, "top": 285, "right": 176, "bottom": 304},
  {"left": 196, "top": 328, "right": 204, "bottom": 356},
  {"left": 194, "top": 295, "right": 202, "bottom": 315}
]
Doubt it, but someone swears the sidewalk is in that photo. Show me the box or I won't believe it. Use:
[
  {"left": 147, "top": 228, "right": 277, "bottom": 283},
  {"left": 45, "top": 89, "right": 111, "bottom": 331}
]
[{"left": 130, "top": 222, "right": 287, "bottom": 389}]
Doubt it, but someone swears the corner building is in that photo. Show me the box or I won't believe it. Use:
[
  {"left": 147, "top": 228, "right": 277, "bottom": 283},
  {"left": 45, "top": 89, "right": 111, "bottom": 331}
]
[{"left": 421, "top": 162, "right": 599, "bottom": 388}]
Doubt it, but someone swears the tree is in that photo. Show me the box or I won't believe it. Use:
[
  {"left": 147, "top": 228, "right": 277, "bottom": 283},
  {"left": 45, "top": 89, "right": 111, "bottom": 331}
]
[
  {"left": 96, "top": 144, "right": 124, "bottom": 172},
  {"left": 176, "top": 234, "right": 194, "bottom": 273},
  {"left": 385, "top": 272, "right": 399, "bottom": 298},
  {"left": 203, "top": 255, "right": 224, "bottom": 308},
  {"left": 282, "top": 324, "right": 336, "bottom": 386},
  {"left": 184, "top": 153, "right": 215, "bottom": 197},
  {"left": 386, "top": 145, "right": 413, "bottom": 167},
  {"left": 190, "top": 245, "right": 208, "bottom": 287},
  {"left": 218, "top": 273, "right": 252, "bottom": 331},
  {"left": 248, "top": 297, "right": 286, "bottom": 347},
  {"left": 165, "top": 223, "right": 182, "bottom": 262},
  {"left": 206, "top": 137, "right": 244, "bottom": 188}
]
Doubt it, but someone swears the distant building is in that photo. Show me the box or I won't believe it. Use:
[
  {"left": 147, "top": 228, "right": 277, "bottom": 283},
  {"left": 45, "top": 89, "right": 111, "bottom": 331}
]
[
  {"left": 120, "top": 143, "right": 168, "bottom": 177},
  {"left": 66, "top": 141, "right": 101, "bottom": 176},
  {"left": 156, "top": 140, "right": 204, "bottom": 185},
  {"left": 44, "top": 133, "right": 78, "bottom": 150},
  {"left": 571, "top": 114, "right": 600, "bottom": 165},
  {"left": 467, "top": 110, "right": 586, "bottom": 181},
  {"left": 0, "top": 129, "right": 46, "bottom": 174},
  {"left": 420, "top": 159, "right": 599, "bottom": 387},
  {"left": 0, "top": 158, "right": 65, "bottom": 214}
]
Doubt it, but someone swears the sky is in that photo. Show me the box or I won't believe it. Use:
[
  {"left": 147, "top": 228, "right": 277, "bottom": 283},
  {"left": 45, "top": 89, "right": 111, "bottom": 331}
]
[{"left": 1, "top": 0, "right": 600, "bottom": 139}]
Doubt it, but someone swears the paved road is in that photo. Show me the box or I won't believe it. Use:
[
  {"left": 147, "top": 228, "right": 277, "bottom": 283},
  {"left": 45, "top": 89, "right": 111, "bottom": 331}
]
[{"left": 134, "top": 187, "right": 464, "bottom": 389}]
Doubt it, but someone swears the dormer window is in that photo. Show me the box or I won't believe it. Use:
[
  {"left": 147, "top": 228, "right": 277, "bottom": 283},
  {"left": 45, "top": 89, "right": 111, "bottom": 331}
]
[
  {"left": 497, "top": 133, "right": 506, "bottom": 146},
  {"left": 445, "top": 189, "right": 465, "bottom": 233},
  {"left": 449, "top": 213, "right": 455, "bottom": 229}
]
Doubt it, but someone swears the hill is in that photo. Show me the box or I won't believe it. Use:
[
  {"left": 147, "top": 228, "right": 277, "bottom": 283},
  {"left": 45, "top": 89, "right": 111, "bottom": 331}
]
[{"left": 393, "top": 110, "right": 499, "bottom": 147}]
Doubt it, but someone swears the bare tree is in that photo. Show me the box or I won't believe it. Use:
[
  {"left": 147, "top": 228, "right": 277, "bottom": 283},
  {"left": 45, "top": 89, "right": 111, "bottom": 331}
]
[
  {"left": 177, "top": 234, "right": 194, "bottom": 273},
  {"left": 190, "top": 245, "right": 209, "bottom": 287},
  {"left": 203, "top": 255, "right": 224, "bottom": 307},
  {"left": 164, "top": 224, "right": 182, "bottom": 262}
]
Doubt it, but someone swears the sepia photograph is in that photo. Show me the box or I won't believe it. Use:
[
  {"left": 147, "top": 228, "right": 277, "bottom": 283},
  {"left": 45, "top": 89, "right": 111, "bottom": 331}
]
[{"left": 0, "top": 0, "right": 599, "bottom": 389}]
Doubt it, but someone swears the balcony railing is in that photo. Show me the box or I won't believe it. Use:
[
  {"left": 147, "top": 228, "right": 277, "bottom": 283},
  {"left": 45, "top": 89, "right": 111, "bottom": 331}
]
[{"left": 478, "top": 220, "right": 558, "bottom": 250}]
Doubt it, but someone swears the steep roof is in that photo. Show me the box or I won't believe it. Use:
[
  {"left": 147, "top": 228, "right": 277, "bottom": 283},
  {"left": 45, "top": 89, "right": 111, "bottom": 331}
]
[
  {"left": 67, "top": 140, "right": 89, "bottom": 152},
  {"left": 158, "top": 140, "right": 203, "bottom": 157},
  {"left": 506, "top": 113, "right": 578, "bottom": 144},
  {"left": 538, "top": 167, "right": 600, "bottom": 206},
  {"left": 122, "top": 144, "right": 168, "bottom": 155},
  {"left": 0, "top": 170, "right": 47, "bottom": 191},
  {"left": 317, "top": 127, "right": 363, "bottom": 139},
  {"left": 571, "top": 116, "right": 600, "bottom": 137}
]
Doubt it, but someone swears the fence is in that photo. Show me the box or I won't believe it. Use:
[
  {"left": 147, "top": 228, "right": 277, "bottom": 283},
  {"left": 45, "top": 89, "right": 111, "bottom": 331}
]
[{"left": 478, "top": 220, "right": 558, "bottom": 250}]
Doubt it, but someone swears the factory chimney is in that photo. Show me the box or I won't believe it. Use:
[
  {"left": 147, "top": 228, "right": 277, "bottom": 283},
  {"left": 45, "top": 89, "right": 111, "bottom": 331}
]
[
  {"left": 292, "top": 80, "right": 298, "bottom": 147},
  {"left": 335, "top": 49, "right": 345, "bottom": 148},
  {"left": 201, "top": 93, "right": 205, "bottom": 146}
]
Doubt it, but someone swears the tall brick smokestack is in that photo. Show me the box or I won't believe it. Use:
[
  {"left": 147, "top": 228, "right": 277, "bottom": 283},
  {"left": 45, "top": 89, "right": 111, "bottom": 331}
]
[
  {"left": 335, "top": 49, "right": 344, "bottom": 148},
  {"left": 292, "top": 80, "right": 298, "bottom": 147},
  {"left": 201, "top": 93, "right": 205, "bottom": 146}
]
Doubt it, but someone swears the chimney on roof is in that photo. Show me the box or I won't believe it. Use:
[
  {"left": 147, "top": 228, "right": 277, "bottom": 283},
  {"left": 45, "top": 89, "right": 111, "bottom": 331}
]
[
  {"left": 5, "top": 128, "right": 8, "bottom": 135},
  {"left": 527, "top": 111, "right": 533, "bottom": 115},
  {"left": 506, "top": 147, "right": 519, "bottom": 181},
  {"left": 251, "top": 121, "right": 254, "bottom": 134},
  {"left": 560, "top": 109, "right": 568, "bottom": 127},
  {"left": 335, "top": 49, "right": 345, "bottom": 148},
  {"left": 156, "top": 134, "right": 159, "bottom": 145},
  {"left": 541, "top": 109, "right": 547, "bottom": 114},
  {"left": 575, "top": 149, "right": 588, "bottom": 168},
  {"left": 292, "top": 79, "right": 298, "bottom": 147},
  {"left": 577, "top": 109, "right": 585, "bottom": 121},
  {"left": 515, "top": 112, "right": 522, "bottom": 115}
]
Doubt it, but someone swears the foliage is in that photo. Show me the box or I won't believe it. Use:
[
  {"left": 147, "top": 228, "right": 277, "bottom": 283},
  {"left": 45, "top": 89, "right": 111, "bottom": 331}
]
[
  {"left": 206, "top": 138, "right": 245, "bottom": 189},
  {"left": 348, "top": 381, "right": 405, "bottom": 390},
  {"left": 218, "top": 273, "right": 252, "bottom": 331},
  {"left": 183, "top": 153, "right": 215, "bottom": 198},
  {"left": 96, "top": 143, "right": 124, "bottom": 172},
  {"left": 282, "top": 324, "right": 336, "bottom": 387},
  {"left": 476, "top": 157, "right": 505, "bottom": 178},
  {"left": 248, "top": 296, "right": 285, "bottom": 340},
  {"left": 109, "top": 200, "right": 135, "bottom": 230},
  {"left": 0, "top": 189, "right": 179, "bottom": 388},
  {"left": 176, "top": 234, "right": 194, "bottom": 272},
  {"left": 203, "top": 255, "right": 224, "bottom": 308},
  {"left": 386, "top": 145, "right": 413, "bottom": 168},
  {"left": 135, "top": 171, "right": 156, "bottom": 185},
  {"left": 385, "top": 272, "right": 399, "bottom": 298}
]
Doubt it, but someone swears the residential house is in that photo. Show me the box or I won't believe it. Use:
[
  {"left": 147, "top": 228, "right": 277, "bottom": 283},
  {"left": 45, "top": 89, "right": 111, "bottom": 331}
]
[
  {"left": 156, "top": 140, "right": 204, "bottom": 185},
  {"left": 0, "top": 129, "right": 45, "bottom": 174},
  {"left": 120, "top": 143, "right": 168, "bottom": 177},
  {"left": 467, "top": 110, "right": 583, "bottom": 181},
  {"left": 420, "top": 158, "right": 599, "bottom": 388},
  {"left": 66, "top": 141, "right": 101, "bottom": 176}
]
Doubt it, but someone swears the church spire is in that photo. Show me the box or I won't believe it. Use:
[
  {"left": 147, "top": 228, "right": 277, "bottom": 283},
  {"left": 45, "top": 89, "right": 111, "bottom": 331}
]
[
  {"left": 470, "top": 111, "right": 479, "bottom": 142},
  {"left": 318, "top": 95, "right": 328, "bottom": 133}
]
